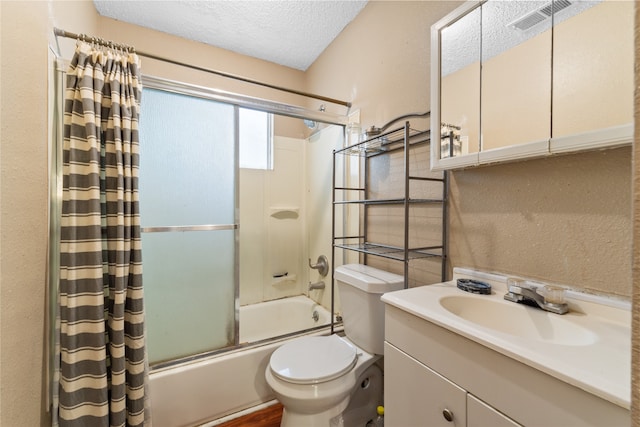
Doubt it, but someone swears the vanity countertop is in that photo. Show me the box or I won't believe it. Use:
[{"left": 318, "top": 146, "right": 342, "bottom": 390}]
[{"left": 381, "top": 268, "right": 631, "bottom": 409}]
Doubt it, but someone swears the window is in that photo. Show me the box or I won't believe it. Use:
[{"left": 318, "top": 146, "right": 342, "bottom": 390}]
[{"left": 239, "top": 108, "right": 273, "bottom": 170}]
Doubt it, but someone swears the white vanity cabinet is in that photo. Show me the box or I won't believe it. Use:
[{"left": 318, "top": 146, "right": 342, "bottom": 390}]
[
  {"left": 384, "top": 304, "right": 630, "bottom": 427},
  {"left": 385, "top": 342, "right": 520, "bottom": 427}
]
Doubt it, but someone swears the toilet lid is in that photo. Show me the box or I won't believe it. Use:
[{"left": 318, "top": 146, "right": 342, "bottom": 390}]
[{"left": 269, "top": 335, "right": 358, "bottom": 384}]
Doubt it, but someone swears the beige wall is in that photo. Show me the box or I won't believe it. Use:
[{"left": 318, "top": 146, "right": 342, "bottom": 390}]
[
  {"left": 450, "top": 147, "right": 631, "bottom": 296},
  {"left": 631, "top": 4, "right": 640, "bottom": 425},
  {"left": 0, "top": 1, "right": 309, "bottom": 425},
  {"left": 1, "top": 2, "right": 98, "bottom": 425},
  {"left": 1, "top": 0, "right": 636, "bottom": 425},
  {"left": 306, "top": 1, "right": 461, "bottom": 130},
  {"left": 95, "top": 17, "right": 307, "bottom": 112},
  {"left": 308, "top": 0, "right": 632, "bottom": 297}
]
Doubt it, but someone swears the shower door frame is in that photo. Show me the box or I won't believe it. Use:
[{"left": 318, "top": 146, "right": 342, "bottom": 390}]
[{"left": 139, "top": 75, "right": 349, "bottom": 368}]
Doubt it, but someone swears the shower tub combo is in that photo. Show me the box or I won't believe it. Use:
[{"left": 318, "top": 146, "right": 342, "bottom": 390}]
[{"left": 149, "top": 295, "right": 333, "bottom": 427}]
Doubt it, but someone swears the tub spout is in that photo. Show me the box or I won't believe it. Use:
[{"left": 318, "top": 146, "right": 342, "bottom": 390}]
[{"left": 308, "top": 281, "right": 325, "bottom": 291}]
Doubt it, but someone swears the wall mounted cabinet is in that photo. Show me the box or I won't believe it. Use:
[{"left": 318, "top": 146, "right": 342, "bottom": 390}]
[
  {"left": 431, "top": 0, "right": 634, "bottom": 171},
  {"left": 550, "top": 0, "right": 634, "bottom": 153}
]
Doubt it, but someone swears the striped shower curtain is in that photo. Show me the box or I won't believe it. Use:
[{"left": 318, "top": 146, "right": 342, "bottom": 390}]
[{"left": 55, "top": 41, "right": 149, "bottom": 426}]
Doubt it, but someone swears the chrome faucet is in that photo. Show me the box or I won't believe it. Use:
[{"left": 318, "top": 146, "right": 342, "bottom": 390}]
[
  {"left": 309, "top": 280, "right": 325, "bottom": 291},
  {"left": 504, "top": 280, "right": 569, "bottom": 315},
  {"left": 308, "top": 255, "right": 329, "bottom": 277}
]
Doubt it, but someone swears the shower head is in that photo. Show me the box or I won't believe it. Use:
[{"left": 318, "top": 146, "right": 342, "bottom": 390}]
[
  {"left": 304, "top": 119, "right": 318, "bottom": 130},
  {"left": 303, "top": 104, "right": 326, "bottom": 130}
]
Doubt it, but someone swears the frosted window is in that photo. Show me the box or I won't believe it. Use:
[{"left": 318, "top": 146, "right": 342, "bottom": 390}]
[{"left": 239, "top": 108, "right": 273, "bottom": 170}]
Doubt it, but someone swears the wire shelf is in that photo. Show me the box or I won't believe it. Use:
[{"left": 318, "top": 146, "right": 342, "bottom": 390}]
[
  {"left": 334, "top": 242, "right": 444, "bottom": 261},
  {"left": 334, "top": 198, "right": 444, "bottom": 206},
  {"left": 335, "top": 126, "right": 430, "bottom": 157},
  {"left": 331, "top": 120, "right": 448, "bottom": 288}
]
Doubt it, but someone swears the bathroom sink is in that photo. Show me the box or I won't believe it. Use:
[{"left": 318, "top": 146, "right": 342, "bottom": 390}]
[
  {"left": 438, "top": 295, "right": 598, "bottom": 346},
  {"left": 381, "top": 268, "right": 631, "bottom": 410}
]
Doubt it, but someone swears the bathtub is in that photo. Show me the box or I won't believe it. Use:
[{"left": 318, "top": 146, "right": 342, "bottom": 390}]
[
  {"left": 240, "top": 295, "right": 332, "bottom": 343},
  {"left": 149, "top": 296, "right": 333, "bottom": 427}
]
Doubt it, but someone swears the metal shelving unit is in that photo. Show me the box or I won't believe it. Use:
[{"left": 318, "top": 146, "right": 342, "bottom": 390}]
[{"left": 331, "top": 121, "right": 447, "bottom": 289}]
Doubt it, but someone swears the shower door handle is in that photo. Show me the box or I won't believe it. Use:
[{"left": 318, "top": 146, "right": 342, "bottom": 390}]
[{"left": 308, "top": 255, "right": 329, "bottom": 277}]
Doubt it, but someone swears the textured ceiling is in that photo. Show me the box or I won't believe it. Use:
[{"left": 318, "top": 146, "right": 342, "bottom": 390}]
[{"left": 93, "top": 0, "right": 368, "bottom": 71}]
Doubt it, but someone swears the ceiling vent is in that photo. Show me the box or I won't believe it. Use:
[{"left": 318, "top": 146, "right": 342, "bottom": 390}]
[{"left": 508, "top": 0, "right": 573, "bottom": 31}]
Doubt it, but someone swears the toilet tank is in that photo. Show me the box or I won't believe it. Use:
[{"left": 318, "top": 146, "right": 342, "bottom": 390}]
[{"left": 334, "top": 264, "right": 404, "bottom": 355}]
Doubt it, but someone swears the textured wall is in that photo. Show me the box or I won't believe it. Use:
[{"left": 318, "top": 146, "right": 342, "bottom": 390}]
[
  {"left": 631, "top": 3, "right": 639, "bottom": 424},
  {"left": 95, "top": 15, "right": 307, "bottom": 114},
  {"left": 308, "top": 0, "right": 633, "bottom": 297},
  {"left": 0, "top": 1, "right": 308, "bottom": 424},
  {"left": 306, "top": 1, "right": 461, "bottom": 129},
  {"left": 1, "top": 0, "right": 636, "bottom": 424},
  {"left": 450, "top": 147, "right": 631, "bottom": 297},
  {"left": 0, "top": 3, "right": 88, "bottom": 425}
]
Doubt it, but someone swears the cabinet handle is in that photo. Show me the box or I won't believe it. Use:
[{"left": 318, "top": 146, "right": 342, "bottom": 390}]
[{"left": 442, "top": 408, "right": 454, "bottom": 422}]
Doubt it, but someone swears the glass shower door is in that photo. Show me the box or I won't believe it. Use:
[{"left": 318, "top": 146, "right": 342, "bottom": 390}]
[{"left": 139, "top": 88, "right": 237, "bottom": 365}]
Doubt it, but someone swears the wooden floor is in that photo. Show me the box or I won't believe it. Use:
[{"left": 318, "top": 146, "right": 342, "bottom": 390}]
[{"left": 216, "top": 403, "right": 283, "bottom": 427}]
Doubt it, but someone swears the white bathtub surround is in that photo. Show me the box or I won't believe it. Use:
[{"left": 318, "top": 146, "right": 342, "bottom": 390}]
[
  {"left": 239, "top": 137, "right": 306, "bottom": 306},
  {"left": 239, "top": 127, "right": 343, "bottom": 314},
  {"left": 381, "top": 267, "right": 631, "bottom": 409}
]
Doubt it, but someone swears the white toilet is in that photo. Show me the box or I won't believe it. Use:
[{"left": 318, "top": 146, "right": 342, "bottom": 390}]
[{"left": 265, "top": 264, "right": 404, "bottom": 426}]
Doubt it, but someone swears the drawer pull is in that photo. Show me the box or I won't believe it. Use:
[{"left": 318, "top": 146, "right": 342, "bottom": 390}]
[{"left": 442, "top": 408, "right": 454, "bottom": 422}]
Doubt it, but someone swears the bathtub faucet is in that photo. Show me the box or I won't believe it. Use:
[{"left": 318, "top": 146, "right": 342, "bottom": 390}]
[
  {"left": 308, "top": 255, "right": 329, "bottom": 277},
  {"left": 308, "top": 281, "right": 325, "bottom": 291}
]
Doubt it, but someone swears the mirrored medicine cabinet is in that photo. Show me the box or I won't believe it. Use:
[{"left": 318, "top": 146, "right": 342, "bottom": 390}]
[{"left": 430, "top": 0, "right": 634, "bottom": 171}]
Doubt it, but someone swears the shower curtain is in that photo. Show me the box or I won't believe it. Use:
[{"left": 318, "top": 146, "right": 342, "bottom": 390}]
[{"left": 54, "top": 41, "right": 149, "bottom": 426}]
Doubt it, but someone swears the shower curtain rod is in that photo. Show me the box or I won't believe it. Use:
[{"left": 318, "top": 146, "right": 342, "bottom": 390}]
[{"left": 53, "top": 28, "right": 352, "bottom": 108}]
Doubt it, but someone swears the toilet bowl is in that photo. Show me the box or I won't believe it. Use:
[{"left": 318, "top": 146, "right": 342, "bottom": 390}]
[
  {"left": 266, "top": 335, "right": 379, "bottom": 426},
  {"left": 265, "top": 264, "right": 403, "bottom": 426}
]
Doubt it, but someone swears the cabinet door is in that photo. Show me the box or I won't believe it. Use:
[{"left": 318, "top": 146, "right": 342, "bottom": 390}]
[
  {"left": 440, "top": 6, "right": 481, "bottom": 158},
  {"left": 552, "top": 0, "right": 634, "bottom": 141},
  {"left": 384, "top": 343, "right": 466, "bottom": 427},
  {"left": 480, "top": 0, "right": 552, "bottom": 151},
  {"left": 467, "top": 394, "right": 521, "bottom": 427}
]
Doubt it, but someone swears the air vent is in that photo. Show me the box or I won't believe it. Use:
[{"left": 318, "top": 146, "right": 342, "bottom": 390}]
[
  {"left": 539, "top": 0, "right": 573, "bottom": 17},
  {"left": 508, "top": 0, "right": 573, "bottom": 31}
]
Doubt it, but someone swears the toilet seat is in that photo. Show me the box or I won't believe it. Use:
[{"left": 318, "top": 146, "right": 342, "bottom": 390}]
[{"left": 269, "top": 335, "right": 358, "bottom": 385}]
